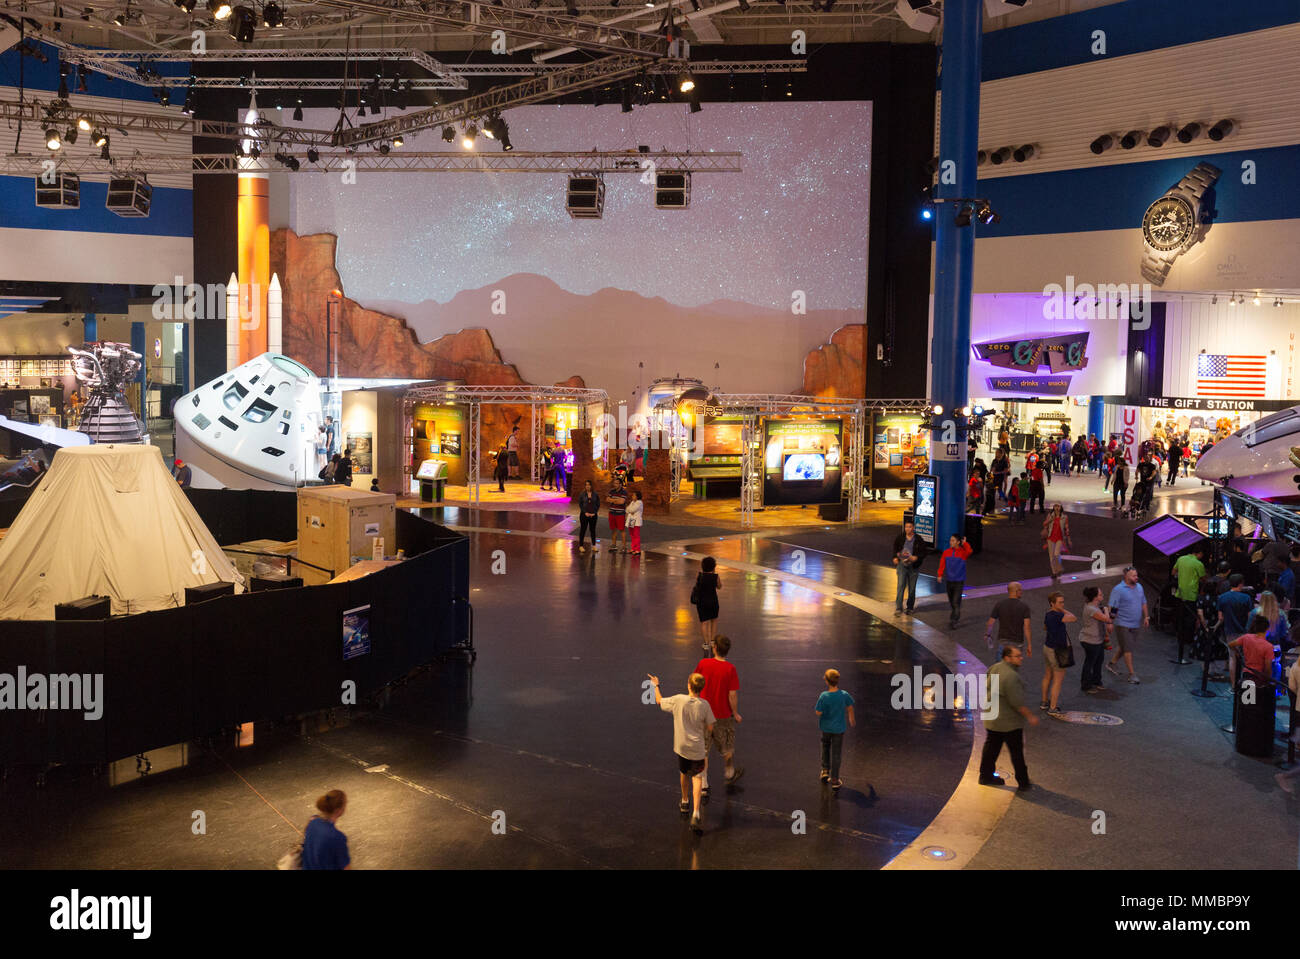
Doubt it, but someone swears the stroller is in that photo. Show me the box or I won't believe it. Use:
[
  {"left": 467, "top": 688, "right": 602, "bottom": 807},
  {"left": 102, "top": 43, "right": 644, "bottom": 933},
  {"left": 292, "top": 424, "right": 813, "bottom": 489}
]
[{"left": 1123, "top": 479, "right": 1154, "bottom": 519}]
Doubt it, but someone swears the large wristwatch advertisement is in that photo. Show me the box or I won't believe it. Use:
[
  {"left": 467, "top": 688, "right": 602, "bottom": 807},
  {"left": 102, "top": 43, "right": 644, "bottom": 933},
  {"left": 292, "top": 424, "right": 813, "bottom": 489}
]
[{"left": 1139, "top": 161, "right": 1221, "bottom": 286}]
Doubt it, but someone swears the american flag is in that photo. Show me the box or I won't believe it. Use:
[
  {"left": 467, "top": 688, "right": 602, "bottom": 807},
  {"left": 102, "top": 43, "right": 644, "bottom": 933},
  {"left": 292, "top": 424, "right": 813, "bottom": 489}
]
[{"left": 1196, "top": 354, "right": 1267, "bottom": 397}]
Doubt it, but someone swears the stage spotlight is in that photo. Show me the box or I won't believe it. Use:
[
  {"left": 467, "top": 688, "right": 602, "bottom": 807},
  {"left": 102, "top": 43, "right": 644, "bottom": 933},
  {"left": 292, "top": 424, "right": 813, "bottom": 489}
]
[
  {"left": 954, "top": 203, "right": 973, "bottom": 227},
  {"left": 175, "top": 0, "right": 197, "bottom": 10},
  {"left": 113, "top": 7, "right": 128, "bottom": 25},
  {"left": 989, "top": 146, "right": 1011, "bottom": 165},
  {"left": 975, "top": 200, "right": 1000, "bottom": 225},
  {"left": 1208, "top": 118, "right": 1235, "bottom": 141},
  {"left": 462, "top": 124, "right": 477, "bottom": 149},
  {"left": 921, "top": 206, "right": 932, "bottom": 221},
  {"left": 1176, "top": 122, "right": 1201, "bottom": 143},
  {"left": 100, "top": 140, "right": 111, "bottom": 160},
  {"left": 1089, "top": 134, "right": 1113, "bottom": 155},
  {"left": 92, "top": 128, "right": 108, "bottom": 147},
  {"left": 441, "top": 125, "right": 455, "bottom": 142},
  {"left": 229, "top": 5, "right": 255, "bottom": 40},
  {"left": 932, "top": 404, "right": 944, "bottom": 415},
  {"left": 46, "top": 128, "right": 62, "bottom": 150},
  {"left": 262, "top": 0, "right": 283, "bottom": 26},
  {"left": 65, "top": 126, "right": 78, "bottom": 144},
  {"left": 392, "top": 134, "right": 404, "bottom": 148},
  {"left": 737, "top": 0, "right": 750, "bottom": 8},
  {"left": 292, "top": 99, "right": 303, "bottom": 121},
  {"left": 691, "top": 0, "right": 700, "bottom": 8},
  {"left": 1146, "top": 125, "right": 1172, "bottom": 147},
  {"left": 77, "top": 115, "right": 92, "bottom": 132},
  {"left": 307, "top": 147, "right": 319, "bottom": 163},
  {"left": 1275, "top": 298, "right": 1283, "bottom": 308},
  {"left": 378, "top": 141, "right": 390, "bottom": 155},
  {"left": 1012, "top": 143, "right": 1036, "bottom": 162},
  {"left": 566, "top": 0, "right": 577, "bottom": 13},
  {"left": 208, "top": 0, "right": 231, "bottom": 19},
  {"left": 1120, "top": 129, "right": 1143, "bottom": 149},
  {"left": 1253, "top": 293, "right": 1261, "bottom": 306},
  {"left": 678, "top": 71, "right": 696, "bottom": 94}
]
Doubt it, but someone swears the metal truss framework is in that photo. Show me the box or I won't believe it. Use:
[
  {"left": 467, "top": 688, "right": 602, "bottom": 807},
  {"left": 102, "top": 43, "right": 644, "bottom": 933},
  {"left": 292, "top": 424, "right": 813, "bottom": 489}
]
[
  {"left": 0, "top": 96, "right": 338, "bottom": 148},
  {"left": 52, "top": 45, "right": 470, "bottom": 89},
  {"left": 336, "top": 53, "right": 668, "bottom": 146},
  {"left": 9, "top": 0, "right": 909, "bottom": 55},
  {"left": 708, "top": 395, "right": 934, "bottom": 527},
  {"left": 402, "top": 384, "right": 608, "bottom": 504},
  {"left": 0, "top": 150, "right": 741, "bottom": 176},
  {"left": 317, "top": 0, "right": 671, "bottom": 59},
  {"left": 55, "top": 57, "right": 805, "bottom": 90}
]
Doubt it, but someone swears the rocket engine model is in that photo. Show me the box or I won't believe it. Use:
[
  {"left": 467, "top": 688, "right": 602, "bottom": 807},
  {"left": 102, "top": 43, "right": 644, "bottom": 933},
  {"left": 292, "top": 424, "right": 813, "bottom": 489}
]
[{"left": 69, "top": 342, "right": 145, "bottom": 444}]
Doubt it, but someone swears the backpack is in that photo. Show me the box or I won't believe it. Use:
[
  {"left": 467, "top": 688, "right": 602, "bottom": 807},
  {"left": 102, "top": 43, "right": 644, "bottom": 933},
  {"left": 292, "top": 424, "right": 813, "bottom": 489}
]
[{"left": 319, "top": 461, "right": 335, "bottom": 481}]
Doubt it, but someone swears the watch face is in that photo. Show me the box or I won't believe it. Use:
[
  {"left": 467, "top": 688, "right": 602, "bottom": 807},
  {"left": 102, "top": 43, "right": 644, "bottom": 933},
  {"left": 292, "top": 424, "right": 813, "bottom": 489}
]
[{"left": 1142, "top": 195, "right": 1196, "bottom": 252}]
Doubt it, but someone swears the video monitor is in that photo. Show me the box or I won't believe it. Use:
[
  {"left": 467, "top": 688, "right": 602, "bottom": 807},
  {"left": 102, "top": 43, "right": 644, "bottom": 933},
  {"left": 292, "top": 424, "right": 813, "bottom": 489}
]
[{"left": 783, "top": 452, "right": 825, "bottom": 482}]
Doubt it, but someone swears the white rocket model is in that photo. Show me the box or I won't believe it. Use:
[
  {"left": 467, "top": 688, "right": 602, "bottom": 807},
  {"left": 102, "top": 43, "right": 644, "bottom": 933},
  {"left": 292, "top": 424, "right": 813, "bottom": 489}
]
[
  {"left": 268, "top": 273, "right": 282, "bottom": 356},
  {"left": 225, "top": 272, "right": 239, "bottom": 374},
  {"left": 174, "top": 352, "right": 323, "bottom": 490}
]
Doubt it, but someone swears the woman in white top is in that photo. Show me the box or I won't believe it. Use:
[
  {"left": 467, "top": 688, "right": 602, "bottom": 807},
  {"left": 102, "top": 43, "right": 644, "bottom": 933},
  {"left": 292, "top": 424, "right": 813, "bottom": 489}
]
[{"left": 626, "top": 490, "right": 644, "bottom": 556}]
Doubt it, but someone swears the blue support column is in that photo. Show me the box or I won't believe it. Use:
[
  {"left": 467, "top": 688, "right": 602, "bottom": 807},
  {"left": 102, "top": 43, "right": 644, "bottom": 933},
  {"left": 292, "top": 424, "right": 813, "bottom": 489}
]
[
  {"left": 930, "top": 0, "right": 982, "bottom": 550},
  {"left": 1088, "top": 396, "right": 1105, "bottom": 440},
  {"left": 83, "top": 311, "right": 96, "bottom": 342}
]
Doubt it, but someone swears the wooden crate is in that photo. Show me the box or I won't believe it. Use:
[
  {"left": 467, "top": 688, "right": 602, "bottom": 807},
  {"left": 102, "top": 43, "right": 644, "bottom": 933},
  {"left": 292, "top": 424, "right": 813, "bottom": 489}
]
[{"left": 296, "top": 487, "right": 397, "bottom": 585}]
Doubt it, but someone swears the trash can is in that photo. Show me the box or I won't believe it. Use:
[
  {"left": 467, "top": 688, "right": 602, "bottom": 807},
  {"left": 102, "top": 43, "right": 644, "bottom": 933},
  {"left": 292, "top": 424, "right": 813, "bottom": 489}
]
[{"left": 1235, "top": 678, "right": 1277, "bottom": 757}]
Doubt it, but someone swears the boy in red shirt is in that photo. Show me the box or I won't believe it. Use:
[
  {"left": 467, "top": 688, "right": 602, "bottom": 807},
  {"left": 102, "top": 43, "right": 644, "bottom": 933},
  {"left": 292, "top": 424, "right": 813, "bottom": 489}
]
[{"left": 695, "top": 634, "right": 743, "bottom": 797}]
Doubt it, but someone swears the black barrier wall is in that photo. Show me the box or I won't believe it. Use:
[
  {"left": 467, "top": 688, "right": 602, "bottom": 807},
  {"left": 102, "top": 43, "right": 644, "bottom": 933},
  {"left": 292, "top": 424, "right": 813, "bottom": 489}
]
[{"left": 0, "top": 506, "right": 469, "bottom": 765}]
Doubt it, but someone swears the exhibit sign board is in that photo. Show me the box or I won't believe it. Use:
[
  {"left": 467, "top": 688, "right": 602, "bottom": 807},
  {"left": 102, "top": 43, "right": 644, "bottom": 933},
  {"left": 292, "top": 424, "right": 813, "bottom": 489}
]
[
  {"left": 869, "top": 412, "right": 930, "bottom": 490},
  {"left": 762, "top": 418, "right": 843, "bottom": 506},
  {"left": 913, "top": 474, "right": 938, "bottom": 543}
]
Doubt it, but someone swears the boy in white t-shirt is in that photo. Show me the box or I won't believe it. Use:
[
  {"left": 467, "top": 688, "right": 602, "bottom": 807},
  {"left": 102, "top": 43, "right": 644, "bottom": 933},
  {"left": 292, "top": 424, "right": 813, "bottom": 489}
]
[{"left": 648, "top": 671, "right": 715, "bottom": 834}]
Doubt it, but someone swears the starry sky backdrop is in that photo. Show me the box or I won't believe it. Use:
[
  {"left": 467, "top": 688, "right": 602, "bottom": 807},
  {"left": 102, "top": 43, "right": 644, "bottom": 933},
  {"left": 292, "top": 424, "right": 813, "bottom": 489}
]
[{"left": 293, "top": 101, "right": 871, "bottom": 311}]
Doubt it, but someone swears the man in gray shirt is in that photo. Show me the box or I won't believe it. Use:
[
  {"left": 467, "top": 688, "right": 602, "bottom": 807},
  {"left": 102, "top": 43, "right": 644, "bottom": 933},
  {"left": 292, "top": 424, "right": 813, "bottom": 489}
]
[{"left": 649, "top": 671, "right": 715, "bottom": 835}]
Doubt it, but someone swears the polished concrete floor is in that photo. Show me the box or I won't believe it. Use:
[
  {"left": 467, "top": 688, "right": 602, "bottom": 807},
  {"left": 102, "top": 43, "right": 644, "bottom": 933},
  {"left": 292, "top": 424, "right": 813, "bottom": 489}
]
[{"left": 0, "top": 524, "right": 970, "bottom": 869}]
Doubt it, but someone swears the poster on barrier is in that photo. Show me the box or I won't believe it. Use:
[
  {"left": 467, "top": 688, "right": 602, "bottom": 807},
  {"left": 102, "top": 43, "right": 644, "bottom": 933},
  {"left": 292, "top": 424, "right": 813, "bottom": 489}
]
[{"left": 343, "top": 604, "right": 371, "bottom": 660}]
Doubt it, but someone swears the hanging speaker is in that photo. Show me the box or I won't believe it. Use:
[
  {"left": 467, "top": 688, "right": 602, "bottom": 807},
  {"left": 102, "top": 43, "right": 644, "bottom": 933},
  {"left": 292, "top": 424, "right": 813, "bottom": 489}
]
[
  {"left": 566, "top": 173, "right": 605, "bottom": 219},
  {"left": 654, "top": 171, "right": 690, "bottom": 209}
]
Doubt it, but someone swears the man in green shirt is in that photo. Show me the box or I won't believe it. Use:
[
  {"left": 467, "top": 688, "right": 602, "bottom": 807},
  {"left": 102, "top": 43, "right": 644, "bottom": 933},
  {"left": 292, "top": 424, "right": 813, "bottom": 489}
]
[
  {"left": 1172, "top": 546, "right": 1206, "bottom": 653},
  {"left": 979, "top": 645, "right": 1039, "bottom": 792}
]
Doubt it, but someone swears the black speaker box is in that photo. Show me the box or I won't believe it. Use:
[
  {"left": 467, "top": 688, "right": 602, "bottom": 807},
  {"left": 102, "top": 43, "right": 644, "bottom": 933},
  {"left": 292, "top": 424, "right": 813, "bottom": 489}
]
[
  {"left": 185, "top": 581, "right": 235, "bottom": 605},
  {"left": 818, "top": 502, "right": 849, "bottom": 522},
  {"left": 55, "top": 595, "right": 111, "bottom": 620}
]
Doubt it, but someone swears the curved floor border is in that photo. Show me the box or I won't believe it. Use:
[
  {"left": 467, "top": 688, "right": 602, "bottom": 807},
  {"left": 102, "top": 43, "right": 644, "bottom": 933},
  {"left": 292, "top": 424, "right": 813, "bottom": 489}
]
[{"left": 446, "top": 521, "right": 1017, "bottom": 869}]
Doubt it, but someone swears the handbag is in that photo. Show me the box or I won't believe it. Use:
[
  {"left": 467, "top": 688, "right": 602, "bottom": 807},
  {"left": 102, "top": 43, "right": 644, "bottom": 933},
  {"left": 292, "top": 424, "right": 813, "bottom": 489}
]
[
  {"left": 277, "top": 844, "right": 303, "bottom": 870},
  {"left": 1055, "top": 641, "right": 1075, "bottom": 668},
  {"left": 689, "top": 573, "right": 701, "bottom": 605}
]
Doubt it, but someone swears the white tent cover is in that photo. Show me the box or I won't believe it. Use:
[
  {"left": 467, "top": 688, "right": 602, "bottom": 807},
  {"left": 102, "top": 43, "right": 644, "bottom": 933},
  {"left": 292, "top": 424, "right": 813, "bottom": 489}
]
[{"left": 0, "top": 444, "right": 245, "bottom": 620}]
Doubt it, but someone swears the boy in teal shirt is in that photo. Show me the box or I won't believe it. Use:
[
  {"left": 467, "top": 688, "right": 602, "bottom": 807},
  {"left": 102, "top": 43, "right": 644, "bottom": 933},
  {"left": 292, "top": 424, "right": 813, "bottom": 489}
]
[{"left": 815, "top": 668, "right": 856, "bottom": 791}]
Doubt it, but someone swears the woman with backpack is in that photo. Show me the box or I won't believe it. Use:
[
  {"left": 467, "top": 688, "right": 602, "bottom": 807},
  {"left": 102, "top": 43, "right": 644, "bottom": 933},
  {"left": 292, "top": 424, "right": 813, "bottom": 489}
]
[{"left": 692, "top": 555, "right": 722, "bottom": 651}]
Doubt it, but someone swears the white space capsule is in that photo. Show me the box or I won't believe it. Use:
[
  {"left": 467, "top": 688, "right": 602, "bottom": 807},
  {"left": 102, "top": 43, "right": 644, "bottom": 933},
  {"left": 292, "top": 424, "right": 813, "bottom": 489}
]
[{"left": 175, "top": 353, "right": 322, "bottom": 490}]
